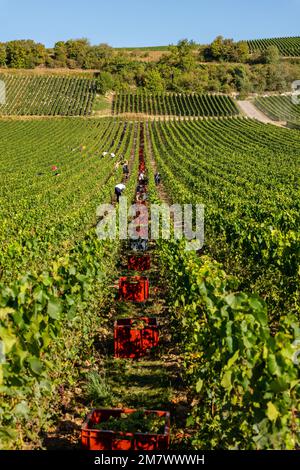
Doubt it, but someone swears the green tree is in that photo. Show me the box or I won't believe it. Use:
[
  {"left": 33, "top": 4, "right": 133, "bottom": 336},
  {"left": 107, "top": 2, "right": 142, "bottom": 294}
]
[
  {"left": 207, "top": 37, "right": 249, "bottom": 63},
  {"left": 208, "top": 79, "right": 221, "bottom": 92},
  {"left": 95, "top": 71, "right": 114, "bottom": 94},
  {"left": 54, "top": 41, "right": 68, "bottom": 66},
  {"left": 166, "top": 39, "right": 196, "bottom": 72},
  {"left": 232, "top": 41, "right": 250, "bottom": 62},
  {"left": 5, "top": 40, "right": 46, "bottom": 68},
  {"left": 250, "top": 65, "right": 267, "bottom": 92},
  {"left": 261, "top": 46, "right": 280, "bottom": 64},
  {"left": 6, "top": 41, "right": 28, "bottom": 68},
  {"left": 65, "top": 38, "right": 90, "bottom": 68},
  {"left": 177, "top": 39, "right": 196, "bottom": 71},
  {"left": 222, "top": 38, "right": 235, "bottom": 60},
  {"left": 210, "top": 36, "right": 224, "bottom": 60},
  {"left": 143, "top": 69, "right": 164, "bottom": 92},
  {"left": 0, "top": 43, "right": 7, "bottom": 66},
  {"left": 265, "top": 64, "right": 288, "bottom": 91},
  {"left": 84, "top": 44, "right": 113, "bottom": 69},
  {"left": 233, "top": 65, "right": 251, "bottom": 93}
]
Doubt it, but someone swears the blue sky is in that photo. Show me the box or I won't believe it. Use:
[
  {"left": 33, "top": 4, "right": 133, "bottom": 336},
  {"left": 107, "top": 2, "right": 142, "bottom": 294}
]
[{"left": 0, "top": 0, "right": 299, "bottom": 47}]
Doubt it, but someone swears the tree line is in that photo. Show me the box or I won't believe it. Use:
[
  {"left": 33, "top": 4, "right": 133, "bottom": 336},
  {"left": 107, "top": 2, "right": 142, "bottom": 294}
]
[
  {"left": 0, "top": 39, "right": 113, "bottom": 69},
  {"left": 0, "top": 37, "right": 283, "bottom": 69},
  {"left": 0, "top": 38, "right": 299, "bottom": 96}
]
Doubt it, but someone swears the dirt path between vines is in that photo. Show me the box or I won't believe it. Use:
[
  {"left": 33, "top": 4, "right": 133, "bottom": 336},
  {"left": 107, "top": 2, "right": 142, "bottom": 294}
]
[
  {"left": 95, "top": 112, "right": 209, "bottom": 121},
  {"left": 237, "top": 100, "right": 286, "bottom": 127},
  {"left": 145, "top": 122, "right": 172, "bottom": 204},
  {"left": 42, "top": 122, "right": 190, "bottom": 451}
]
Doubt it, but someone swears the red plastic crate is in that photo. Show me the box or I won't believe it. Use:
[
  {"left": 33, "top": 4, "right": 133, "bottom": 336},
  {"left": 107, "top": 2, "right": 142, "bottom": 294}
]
[
  {"left": 119, "top": 276, "right": 149, "bottom": 302},
  {"left": 81, "top": 408, "right": 170, "bottom": 450},
  {"left": 128, "top": 254, "right": 151, "bottom": 271},
  {"left": 114, "top": 317, "right": 159, "bottom": 358}
]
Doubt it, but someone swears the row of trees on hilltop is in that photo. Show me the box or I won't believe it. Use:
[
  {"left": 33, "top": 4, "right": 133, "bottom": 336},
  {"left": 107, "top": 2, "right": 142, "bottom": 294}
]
[
  {"left": 51, "top": 39, "right": 113, "bottom": 68},
  {"left": 95, "top": 61, "right": 299, "bottom": 95},
  {"left": 0, "top": 37, "right": 298, "bottom": 96},
  {"left": 0, "top": 39, "right": 113, "bottom": 69},
  {"left": 203, "top": 36, "right": 281, "bottom": 64},
  {"left": 203, "top": 36, "right": 250, "bottom": 62},
  {"left": 0, "top": 40, "right": 46, "bottom": 68},
  {"left": 0, "top": 37, "right": 282, "bottom": 70},
  {"left": 94, "top": 39, "right": 298, "bottom": 95}
]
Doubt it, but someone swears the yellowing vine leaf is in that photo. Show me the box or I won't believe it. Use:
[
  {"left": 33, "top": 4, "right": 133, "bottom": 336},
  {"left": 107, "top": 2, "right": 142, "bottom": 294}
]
[{"left": 266, "top": 401, "right": 279, "bottom": 422}]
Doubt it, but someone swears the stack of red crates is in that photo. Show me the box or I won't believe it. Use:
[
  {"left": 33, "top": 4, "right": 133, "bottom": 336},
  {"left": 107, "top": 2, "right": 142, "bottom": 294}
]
[{"left": 82, "top": 133, "right": 170, "bottom": 451}]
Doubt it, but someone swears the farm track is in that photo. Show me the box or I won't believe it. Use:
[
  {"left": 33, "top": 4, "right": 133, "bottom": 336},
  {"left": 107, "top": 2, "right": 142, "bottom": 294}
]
[
  {"left": 109, "top": 113, "right": 222, "bottom": 121},
  {"left": 0, "top": 113, "right": 237, "bottom": 121}
]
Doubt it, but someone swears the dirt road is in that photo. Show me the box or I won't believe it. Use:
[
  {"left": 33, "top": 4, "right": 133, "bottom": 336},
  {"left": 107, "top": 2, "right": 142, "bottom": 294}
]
[{"left": 237, "top": 100, "right": 286, "bottom": 127}]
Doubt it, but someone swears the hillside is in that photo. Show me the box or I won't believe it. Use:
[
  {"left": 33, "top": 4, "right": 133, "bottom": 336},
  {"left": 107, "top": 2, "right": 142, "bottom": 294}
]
[
  {"left": 247, "top": 36, "right": 300, "bottom": 56},
  {"left": 0, "top": 57, "right": 299, "bottom": 453},
  {"left": 255, "top": 95, "right": 300, "bottom": 124},
  {"left": 113, "top": 92, "right": 239, "bottom": 117},
  {"left": 0, "top": 74, "right": 96, "bottom": 116}
]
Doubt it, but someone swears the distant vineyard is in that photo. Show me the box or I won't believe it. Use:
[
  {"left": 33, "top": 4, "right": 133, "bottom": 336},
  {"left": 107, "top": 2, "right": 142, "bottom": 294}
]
[
  {"left": 247, "top": 36, "right": 300, "bottom": 56},
  {"left": 255, "top": 95, "right": 300, "bottom": 123},
  {"left": 150, "top": 118, "right": 300, "bottom": 450},
  {"left": 0, "top": 118, "right": 136, "bottom": 279},
  {"left": 149, "top": 117, "right": 300, "bottom": 324},
  {"left": 0, "top": 75, "right": 96, "bottom": 116},
  {"left": 113, "top": 92, "right": 239, "bottom": 117}
]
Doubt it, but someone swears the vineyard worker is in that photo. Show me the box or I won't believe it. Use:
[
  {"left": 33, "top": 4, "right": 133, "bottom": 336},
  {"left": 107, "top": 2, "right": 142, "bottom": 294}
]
[
  {"left": 115, "top": 183, "right": 126, "bottom": 203},
  {"left": 155, "top": 172, "right": 161, "bottom": 186},
  {"left": 111, "top": 152, "right": 116, "bottom": 158},
  {"left": 123, "top": 161, "right": 129, "bottom": 179},
  {"left": 51, "top": 165, "right": 60, "bottom": 176},
  {"left": 139, "top": 172, "right": 145, "bottom": 183},
  {"left": 102, "top": 151, "right": 108, "bottom": 158},
  {"left": 53, "top": 170, "right": 61, "bottom": 177}
]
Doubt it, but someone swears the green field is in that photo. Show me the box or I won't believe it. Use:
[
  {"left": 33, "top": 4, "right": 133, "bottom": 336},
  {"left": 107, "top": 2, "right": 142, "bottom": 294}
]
[
  {"left": 0, "top": 85, "right": 299, "bottom": 451},
  {"left": 255, "top": 95, "right": 300, "bottom": 123},
  {"left": 148, "top": 117, "right": 300, "bottom": 322},
  {"left": 113, "top": 92, "right": 239, "bottom": 116},
  {"left": 247, "top": 36, "right": 300, "bottom": 56},
  {"left": 0, "top": 118, "right": 136, "bottom": 279}
]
